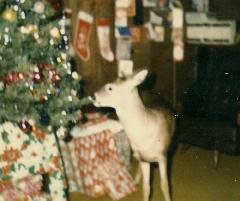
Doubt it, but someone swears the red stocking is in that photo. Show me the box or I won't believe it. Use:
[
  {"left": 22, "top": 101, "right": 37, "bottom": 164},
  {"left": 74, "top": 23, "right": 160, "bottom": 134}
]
[{"left": 74, "top": 11, "right": 93, "bottom": 61}]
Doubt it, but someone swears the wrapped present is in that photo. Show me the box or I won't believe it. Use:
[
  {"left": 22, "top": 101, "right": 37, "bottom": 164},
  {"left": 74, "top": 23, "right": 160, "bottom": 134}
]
[
  {"left": 61, "top": 113, "right": 136, "bottom": 199},
  {"left": 71, "top": 114, "right": 131, "bottom": 168},
  {"left": 0, "top": 122, "right": 67, "bottom": 201},
  {"left": 113, "top": 130, "right": 131, "bottom": 170},
  {"left": 0, "top": 175, "right": 45, "bottom": 201}
]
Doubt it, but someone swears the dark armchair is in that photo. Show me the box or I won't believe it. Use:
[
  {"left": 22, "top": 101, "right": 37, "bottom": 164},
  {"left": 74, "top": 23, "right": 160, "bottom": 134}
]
[{"left": 177, "top": 46, "right": 240, "bottom": 165}]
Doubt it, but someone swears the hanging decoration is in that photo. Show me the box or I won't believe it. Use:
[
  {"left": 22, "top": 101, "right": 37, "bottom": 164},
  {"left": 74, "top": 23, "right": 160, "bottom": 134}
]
[
  {"left": 130, "top": 27, "right": 141, "bottom": 43},
  {"left": 127, "top": 0, "right": 136, "bottom": 16},
  {"left": 143, "top": 0, "right": 157, "bottom": 7},
  {"left": 171, "top": 1, "right": 184, "bottom": 62},
  {"left": 116, "top": 35, "right": 132, "bottom": 60},
  {"left": 118, "top": 60, "right": 133, "bottom": 78},
  {"left": 115, "top": 0, "right": 134, "bottom": 76},
  {"left": 192, "top": 0, "right": 209, "bottom": 12},
  {"left": 73, "top": 11, "right": 93, "bottom": 61},
  {"left": 115, "top": 0, "right": 128, "bottom": 27},
  {"left": 96, "top": 19, "right": 114, "bottom": 62}
]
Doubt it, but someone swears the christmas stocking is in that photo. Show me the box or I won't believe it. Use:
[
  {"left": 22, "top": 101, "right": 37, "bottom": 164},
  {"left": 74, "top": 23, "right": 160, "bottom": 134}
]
[
  {"left": 96, "top": 19, "right": 114, "bottom": 62},
  {"left": 74, "top": 11, "right": 93, "bottom": 61}
]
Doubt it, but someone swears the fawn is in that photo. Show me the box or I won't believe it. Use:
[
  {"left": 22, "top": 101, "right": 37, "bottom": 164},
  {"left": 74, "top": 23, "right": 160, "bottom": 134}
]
[{"left": 92, "top": 69, "right": 175, "bottom": 201}]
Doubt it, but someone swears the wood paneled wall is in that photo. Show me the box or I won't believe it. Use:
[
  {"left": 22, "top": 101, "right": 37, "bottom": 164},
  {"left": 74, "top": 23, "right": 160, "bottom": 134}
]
[
  {"left": 210, "top": 0, "right": 240, "bottom": 20},
  {"left": 65, "top": 0, "right": 197, "bottom": 109}
]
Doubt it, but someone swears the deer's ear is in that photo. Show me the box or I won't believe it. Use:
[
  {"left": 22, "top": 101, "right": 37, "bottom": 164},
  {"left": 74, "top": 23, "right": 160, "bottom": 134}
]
[{"left": 132, "top": 69, "right": 148, "bottom": 86}]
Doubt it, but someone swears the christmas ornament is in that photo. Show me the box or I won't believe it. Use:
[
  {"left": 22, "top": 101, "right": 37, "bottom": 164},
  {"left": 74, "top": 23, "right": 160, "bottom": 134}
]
[
  {"left": 2, "top": 9, "right": 17, "bottom": 22},
  {"left": 55, "top": 88, "right": 61, "bottom": 96},
  {"left": 32, "top": 72, "right": 44, "bottom": 83},
  {"left": 56, "top": 57, "right": 62, "bottom": 63},
  {"left": 18, "top": 73, "right": 25, "bottom": 80},
  {"left": 50, "top": 27, "right": 60, "bottom": 39},
  {"left": 49, "top": 69, "right": 61, "bottom": 86},
  {"left": 18, "top": 120, "right": 32, "bottom": 133},
  {"left": 74, "top": 11, "right": 93, "bottom": 61},
  {"left": 46, "top": 0, "right": 62, "bottom": 11},
  {"left": 37, "top": 63, "right": 51, "bottom": 69},
  {"left": 34, "top": 1, "right": 45, "bottom": 14},
  {"left": 20, "top": 25, "right": 38, "bottom": 35},
  {"left": 51, "top": 73, "right": 61, "bottom": 86},
  {"left": 71, "top": 72, "right": 79, "bottom": 80},
  {"left": 63, "top": 8, "right": 72, "bottom": 26},
  {"left": 5, "top": 72, "right": 24, "bottom": 85},
  {"left": 60, "top": 52, "right": 67, "bottom": 60},
  {"left": 0, "top": 81, "right": 4, "bottom": 91},
  {"left": 39, "top": 95, "right": 48, "bottom": 103},
  {"left": 8, "top": 72, "right": 19, "bottom": 83},
  {"left": 71, "top": 89, "right": 77, "bottom": 96},
  {"left": 68, "top": 96, "right": 73, "bottom": 102},
  {"left": 56, "top": 126, "right": 67, "bottom": 139},
  {"left": 30, "top": 88, "right": 37, "bottom": 96}
]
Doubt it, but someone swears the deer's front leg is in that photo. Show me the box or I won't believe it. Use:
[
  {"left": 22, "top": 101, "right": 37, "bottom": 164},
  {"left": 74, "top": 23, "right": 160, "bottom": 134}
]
[
  {"left": 158, "top": 156, "right": 171, "bottom": 201},
  {"left": 140, "top": 161, "right": 150, "bottom": 201}
]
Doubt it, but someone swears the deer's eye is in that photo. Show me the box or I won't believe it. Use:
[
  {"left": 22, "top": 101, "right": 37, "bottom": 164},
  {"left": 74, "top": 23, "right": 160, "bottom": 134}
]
[{"left": 105, "top": 84, "right": 113, "bottom": 92}]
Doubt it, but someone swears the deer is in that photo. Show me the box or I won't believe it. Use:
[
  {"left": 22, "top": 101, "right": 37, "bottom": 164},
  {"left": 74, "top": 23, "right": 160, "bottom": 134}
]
[{"left": 92, "top": 69, "right": 176, "bottom": 201}]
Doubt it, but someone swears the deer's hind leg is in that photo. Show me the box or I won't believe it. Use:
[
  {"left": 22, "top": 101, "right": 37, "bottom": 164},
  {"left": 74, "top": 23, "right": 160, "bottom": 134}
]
[
  {"left": 134, "top": 161, "right": 142, "bottom": 184},
  {"left": 158, "top": 154, "right": 171, "bottom": 201}
]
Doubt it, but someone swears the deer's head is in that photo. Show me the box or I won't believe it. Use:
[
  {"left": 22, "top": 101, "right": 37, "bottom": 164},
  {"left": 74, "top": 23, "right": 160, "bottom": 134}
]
[{"left": 92, "top": 69, "right": 148, "bottom": 109}]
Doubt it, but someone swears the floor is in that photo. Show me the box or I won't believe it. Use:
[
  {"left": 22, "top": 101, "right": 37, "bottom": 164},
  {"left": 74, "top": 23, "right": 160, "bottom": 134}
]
[{"left": 70, "top": 146, "right": 240, "bottom": 201}]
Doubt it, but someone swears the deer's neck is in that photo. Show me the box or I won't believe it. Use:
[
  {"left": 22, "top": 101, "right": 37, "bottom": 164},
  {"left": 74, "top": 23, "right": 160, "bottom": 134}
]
[
  {"left": 115, "top": 90, "right": 152, "bottom": 150},
  {"left": 115, "top": 89, "right": 147, "bottom": 131}
]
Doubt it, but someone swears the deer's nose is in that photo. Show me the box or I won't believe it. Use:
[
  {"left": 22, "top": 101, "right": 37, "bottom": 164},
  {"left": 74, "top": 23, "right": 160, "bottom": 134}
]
[{"left": 90, "top": 95, "right": 96, "bottom": 101}]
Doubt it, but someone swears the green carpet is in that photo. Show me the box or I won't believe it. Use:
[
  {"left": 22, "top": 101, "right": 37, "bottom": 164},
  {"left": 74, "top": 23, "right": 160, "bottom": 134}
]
[{"left": 70, "top": 146, "right": 240, "bottom": 201}]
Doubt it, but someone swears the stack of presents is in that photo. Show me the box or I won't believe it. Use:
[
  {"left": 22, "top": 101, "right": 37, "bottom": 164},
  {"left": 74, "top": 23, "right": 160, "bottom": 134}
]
[
  {"left": 60, "top": 111, "right": 137, "bottom": 200},
  {"left": 0, "top": 111, "right": 137, "bottom": 200}
]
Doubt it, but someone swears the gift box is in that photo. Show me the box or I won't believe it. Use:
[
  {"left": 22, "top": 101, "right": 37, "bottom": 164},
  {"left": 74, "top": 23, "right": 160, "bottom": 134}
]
[
  {"left": 61, "top": 113, "right": 136, "bottom": 199},
  {"left": 0, "top": 122, "right": 67, "bottom": 201},
  {"left": 0, "top": 175, "right": 45, "bottom": 201}
]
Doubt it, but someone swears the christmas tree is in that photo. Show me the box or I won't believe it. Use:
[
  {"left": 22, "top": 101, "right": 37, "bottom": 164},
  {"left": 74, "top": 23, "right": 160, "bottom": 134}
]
[{"left": 0, "top": 0, "right": 91, "bottom": 132}]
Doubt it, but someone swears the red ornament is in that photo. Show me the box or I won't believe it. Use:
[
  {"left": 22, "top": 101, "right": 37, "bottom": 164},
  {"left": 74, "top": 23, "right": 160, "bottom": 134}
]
[
  {"left": 32, "top": 72, "right": 44, "bottom": 83},
  {"left": 39, "top": 95, "right": 48, "bottom": 103},
  {"left": 48, "top": 69, "right": 57, "bottom": 79},
  {"left": 52, "top": 74, "right": 61, "bottom": 86},
  {"left": 30, "top": 89, "right": 37, "bottom": 96},
  {"left": 4, "top": 72, "right": 27, "bottom": 87},
  {"left": 18, "top": 120, "right": 32, "bottom": 133},
  {"left": 6, "top": 72, "right": 19, "bottom": 83},
  {"left": 49, "top": 69, "right": 61, "bottom": 86},
  {"left": 37, "top": 63, "right": 51, "bottom": 69},
  {"left": 46, "top": 0, "right": 62, "bottom": 11}
]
